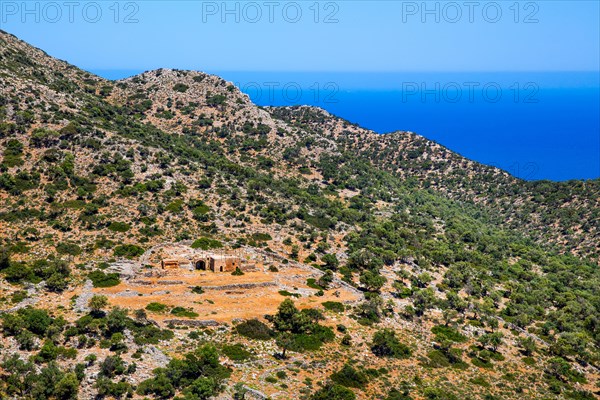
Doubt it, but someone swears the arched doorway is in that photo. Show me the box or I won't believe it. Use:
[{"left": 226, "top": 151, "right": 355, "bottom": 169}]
[{"left": 196, "top": 260, "right": 206, "bottom": 270}]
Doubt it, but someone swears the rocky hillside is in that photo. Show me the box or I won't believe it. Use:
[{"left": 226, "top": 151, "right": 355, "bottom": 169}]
[
  {"left": 0, "top": 29, "right": 598, "bottom": 400},
  {"left": 265, "top": 106, "right": 600, "bottom": 260}
]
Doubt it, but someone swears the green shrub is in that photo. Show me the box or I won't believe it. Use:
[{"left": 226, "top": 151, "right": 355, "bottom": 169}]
[
  {"left": 113, "top": 244, "right": 144, "bottom": 258},
  {"left": 311, "top": 383, "right": 356, "bottom": 400},
  {"left": 10, "top": 241, "right": 30, "bottom": 254},
  {"left": 331, "top": 364, "right": 368, "bottom": 389},
  {"left": 207, "top": 94, "right": 226, "bottom": 107},
  {"left": 4, "top": 307, "right": 53, "bottom": 337},
  {"left": 288, "top": 334, "right": 322, "bottom": 352},
  {"left": 276, "top": 370, "right": 287, "bottom": 379},
  {"left": 321, "top": 254, "right": 339, "bottom": 270},
  {"left": 425, "top": 350, "right": 451, "bottom": 368},
  {"left": 471, "top": 356, "right": 493, "bottom": 369},
  {"left": 251, "top": 232, "right": 272, "bottom": 242},
  {"left": 165, "top": 199, "right": 184, "bottom": 213},
  {"left": 56, "top": 242, "right": 82, "bottom": 256},
  {"left": 306, "top": 278, "right": 323, "bottom": 290},
  {"left": 221, "top": 344, "right": 253, "bottom": 361},
  {"left": 170, "top": 307, "right": 198, "bottom": 318},
  {"left": 522, "top": 356, "right": 535, "bottom": 365},
  {"left": 423, "top": 387, "right": 457, "bottom": 400},
  {"left": 565, "top": 390, "right": 596, "bottom": 400},
  {"left": 191, "top": 286, "right": 204, "bottom": 294},
  {"left": 145, "top": 302, "right": 168, "bottom": 313},
  {"left": 36, "top": 340, "right": 60, "bottom": 362},
  {"left": 469, "top": 376, "right": 490, "bottom": 387},
  {"left": 173, "top": 83, "right": 189, "bottom": 93},
  {"left": 2, "top": 263, "right": 34, "bottom": 283},
  {"left": 371, "top": 329, "right": 411, "bottom": 359},
  {"left": 11, "top": 291, "right": 27, "bottom": 304},
  {"left": 235, "top": 319, "right": 273, "bottom": 340},
  {"left": 289, "top": 326, "right": 335, "bottom": 352},
  {"left": 96, "top": 377, "right": 133, "bottom": 398},
  {"left": 133, "top": 325, "right": 174, "bottom": 345},
  {"left": 190, "top": 201, "right": 210, "bottom": 219},
  {"left": 431, "top": 325, "right": 467, "bottom": 343},
  {"left": 322, "top": 301, "right": 345, "bottom": 313},
  {"left": 278, "top": 290, "right": 300, "bottom": 298},
  {"left": 95, "top": 238, "right": 115, "bottom": 249},
  {"left": 2, "top": 139, "right": 24, "bottom": 167},
  {"left": 191, "top": 237, "right": 222, "bottom": 250},
  {"left": 108, "top": 222, "right": 131, "bottom": 232},
  {"left": 88, "top": 270, "right": 121, "bottom": 288}
]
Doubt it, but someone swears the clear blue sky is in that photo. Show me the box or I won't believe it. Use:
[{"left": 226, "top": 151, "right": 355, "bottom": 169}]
[{"left": 1, "top": 1, "right": 599, "bottom": 72}]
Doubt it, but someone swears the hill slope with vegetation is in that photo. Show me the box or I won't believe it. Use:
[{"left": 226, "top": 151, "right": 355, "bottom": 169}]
[{"left": 0, "top": 30, "right": 598, "bottom": 399}]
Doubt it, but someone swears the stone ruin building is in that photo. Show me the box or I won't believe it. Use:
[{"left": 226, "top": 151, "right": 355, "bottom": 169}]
[{"left": 161, "top": 253, "right": 241, "bottom": 272}]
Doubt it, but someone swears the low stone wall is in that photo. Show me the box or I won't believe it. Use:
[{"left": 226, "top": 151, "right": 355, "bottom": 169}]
[
  {"left": 164, "top": 319, "right": 220, "bottom": 327},
  {"left": 243, "top": 387, "right": 269, "bottom": 400},
  {"left": 130, "top": 280, "right": 184, "bottom": 286},
  {"left": 201, "top": 282, "right": 277, "bottom": 291}
]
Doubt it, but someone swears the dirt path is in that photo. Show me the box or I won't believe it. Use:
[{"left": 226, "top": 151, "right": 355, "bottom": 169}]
[{"left": 74, "top": 279, "right": 94, "bottom": 313}]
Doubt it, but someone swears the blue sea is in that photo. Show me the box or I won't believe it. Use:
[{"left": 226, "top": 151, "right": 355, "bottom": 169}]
[{"left": 92, "top": 70, "right": 600, "bottom": 182}]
